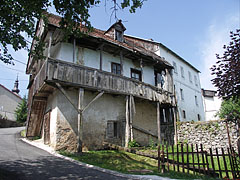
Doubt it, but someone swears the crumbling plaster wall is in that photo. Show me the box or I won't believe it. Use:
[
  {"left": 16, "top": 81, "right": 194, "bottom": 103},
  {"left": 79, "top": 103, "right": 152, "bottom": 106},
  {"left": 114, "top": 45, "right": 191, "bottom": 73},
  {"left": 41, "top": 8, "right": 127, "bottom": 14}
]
[{"left": 46, "top": 88, "right": 166, "bottom": 152}]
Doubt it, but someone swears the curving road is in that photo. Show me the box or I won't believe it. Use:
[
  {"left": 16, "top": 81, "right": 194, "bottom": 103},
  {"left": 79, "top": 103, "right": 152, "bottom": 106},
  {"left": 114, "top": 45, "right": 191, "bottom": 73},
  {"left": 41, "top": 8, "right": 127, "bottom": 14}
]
[{"left": 0, "top": 127, "right": 135, "bottom": 180}]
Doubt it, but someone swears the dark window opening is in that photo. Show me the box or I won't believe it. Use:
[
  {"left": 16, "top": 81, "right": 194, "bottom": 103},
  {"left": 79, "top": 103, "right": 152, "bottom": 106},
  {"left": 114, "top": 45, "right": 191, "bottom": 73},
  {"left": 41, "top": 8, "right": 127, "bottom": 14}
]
[
  {"left": 107, "top": 121, "right": 120, "bottom": 138},
  {"left": 115, "top": 30, "right": 123, "bottom": 42},
  {"left": 111, "top": 62, "right": 121, "bottom": 75},
  {"left": 198, "top": 114, "right": 201, "bottom": 121},
  {"left": 131, "top": 68, "right": 142, "bottom": 81},
  {"left": 183, "top": 110, "right": 186, "bottom": 119}
]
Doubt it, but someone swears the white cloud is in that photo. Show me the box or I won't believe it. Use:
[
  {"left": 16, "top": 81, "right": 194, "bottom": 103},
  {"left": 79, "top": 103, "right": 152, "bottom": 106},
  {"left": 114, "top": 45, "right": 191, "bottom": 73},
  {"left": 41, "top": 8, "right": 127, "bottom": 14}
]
[{"left": 199, "top": 14, "right": 239, "bottom": 90}]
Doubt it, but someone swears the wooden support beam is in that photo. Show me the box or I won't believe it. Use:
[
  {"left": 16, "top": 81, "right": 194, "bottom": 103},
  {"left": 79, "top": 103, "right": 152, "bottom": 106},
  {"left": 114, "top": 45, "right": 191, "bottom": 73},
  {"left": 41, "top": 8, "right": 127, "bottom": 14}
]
[
  {"left": 47, "top": 31, "right": 53, "bottom": 58},
  {"left": 56, "top": 83, "right": 80, "bottom": 113},
  {"left": 125, "top": 96, "right": 130, "bottom": 147},
  {"left": 100, "top": 45, "right": 103, "bottom": 71},
  {"left": 82, "top": 91, "right": 104, "bottom": 113},
  {"left": 172, "top": 107, "right": 178, "bottom": 145},
  {"left": 78, "top": 88, "right": 84, "bottom": 152},
  {"left": 129, "top": 95, "right": 133, "bottom": 141},
  {"left": 140, "top": 58, "right": 144, "bottom": 82},
  {"left": 120, "top": 50, "right": 123, "bottom": 76},
  {"left": 157, "top": 102, "right": 162, "bottom": 145},
  {"left": 73, "top": 38, "right": 76, "bottom": 63}
]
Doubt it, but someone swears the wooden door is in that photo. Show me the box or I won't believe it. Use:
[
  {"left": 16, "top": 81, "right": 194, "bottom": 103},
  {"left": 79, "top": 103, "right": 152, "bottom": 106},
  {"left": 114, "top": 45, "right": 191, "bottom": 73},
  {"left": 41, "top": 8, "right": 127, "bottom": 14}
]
[{"left": 44, "top": 111, "right": 51, "bottom": 145}]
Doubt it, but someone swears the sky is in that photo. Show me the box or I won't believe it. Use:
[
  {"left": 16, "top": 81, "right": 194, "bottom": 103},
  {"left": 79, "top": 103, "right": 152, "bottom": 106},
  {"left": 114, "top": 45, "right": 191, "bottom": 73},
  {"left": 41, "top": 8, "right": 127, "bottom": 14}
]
[{"left": 0, "top": 0, "right": 239, "bottom": 98}]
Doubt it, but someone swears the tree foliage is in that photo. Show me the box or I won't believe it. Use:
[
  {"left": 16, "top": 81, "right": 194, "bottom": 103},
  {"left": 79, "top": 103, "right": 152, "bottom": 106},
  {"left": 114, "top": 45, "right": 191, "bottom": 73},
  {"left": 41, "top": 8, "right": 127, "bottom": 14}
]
[
  {"left": 217, "top": 98, "right": 240, "bottom": 123},
  {"left": 0, "top": 0, "right": 145, "bottom": 64},
  {"left": 15, "top": 96, "right": 28, "bottom": 124},
  {"left": 211, "top": 29, "right": 240, "bottom": 100}
]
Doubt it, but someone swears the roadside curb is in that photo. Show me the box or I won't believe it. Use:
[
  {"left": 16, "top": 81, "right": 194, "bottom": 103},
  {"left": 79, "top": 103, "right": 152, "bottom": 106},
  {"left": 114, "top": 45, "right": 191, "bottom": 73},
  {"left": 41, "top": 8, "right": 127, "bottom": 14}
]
[{"left": 21, "top": 138, "right": 172, "bottom": 180}]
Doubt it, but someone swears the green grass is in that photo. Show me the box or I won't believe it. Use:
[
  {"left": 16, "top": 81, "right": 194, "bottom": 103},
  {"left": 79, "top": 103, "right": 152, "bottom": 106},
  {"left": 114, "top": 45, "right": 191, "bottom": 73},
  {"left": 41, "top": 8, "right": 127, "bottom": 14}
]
[
  {"left": 60, "top": 150, "right": 215, "bottom": 179},
  {"left": 140, "top": 145, "right": 240, "bottom": 179},
  {"left": 20, "top": 129, "right": 26, "bottom": 137}
]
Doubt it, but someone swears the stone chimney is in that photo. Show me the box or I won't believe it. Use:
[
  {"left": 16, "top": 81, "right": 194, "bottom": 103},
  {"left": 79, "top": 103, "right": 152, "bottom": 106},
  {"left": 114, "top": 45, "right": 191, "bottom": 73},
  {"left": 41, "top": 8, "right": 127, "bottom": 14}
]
[{"left": 12, "top": 76, "right": 20, "bottom": 94}]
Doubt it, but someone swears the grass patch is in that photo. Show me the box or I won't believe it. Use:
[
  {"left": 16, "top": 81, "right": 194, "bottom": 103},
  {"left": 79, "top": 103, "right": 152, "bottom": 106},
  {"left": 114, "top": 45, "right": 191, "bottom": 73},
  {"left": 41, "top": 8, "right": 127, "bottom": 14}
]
[
  {"left": 20, "top": 129, "right": 26, "bottom": 137},
  {"left": 60, "top": 150, "right": 215, "bottom": 179}
]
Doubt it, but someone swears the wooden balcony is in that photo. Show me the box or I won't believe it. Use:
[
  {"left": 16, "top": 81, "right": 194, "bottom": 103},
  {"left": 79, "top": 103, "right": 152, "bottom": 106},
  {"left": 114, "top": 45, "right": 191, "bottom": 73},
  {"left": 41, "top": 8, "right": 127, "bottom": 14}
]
[{"left": 30, "top": 58, "right": 175, "bottom": 104}]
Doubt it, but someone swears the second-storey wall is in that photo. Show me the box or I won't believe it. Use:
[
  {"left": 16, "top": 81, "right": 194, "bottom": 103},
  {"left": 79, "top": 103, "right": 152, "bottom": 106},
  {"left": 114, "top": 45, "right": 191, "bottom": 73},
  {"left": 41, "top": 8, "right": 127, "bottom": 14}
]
[{"left": 50, "top": 42, "right": 156, "bottom": 87}]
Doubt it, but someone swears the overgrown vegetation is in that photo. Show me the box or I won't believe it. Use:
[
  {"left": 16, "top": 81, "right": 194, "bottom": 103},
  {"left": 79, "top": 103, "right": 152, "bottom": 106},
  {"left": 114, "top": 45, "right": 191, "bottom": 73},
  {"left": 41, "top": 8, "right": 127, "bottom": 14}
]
[
  {"left": 128, "top": 139, "right": 140, "bottom": 148},
  {"left": 15, "top": 96, "right": 28, "bottom": 124},
  {"left": 60, "top": 150, "right": 215, "bottom": 179}
]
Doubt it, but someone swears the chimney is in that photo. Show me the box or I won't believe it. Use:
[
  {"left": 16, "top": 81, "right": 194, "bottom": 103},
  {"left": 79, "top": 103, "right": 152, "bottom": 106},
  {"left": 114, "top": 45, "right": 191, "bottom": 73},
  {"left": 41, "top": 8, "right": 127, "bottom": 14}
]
[{"left": 12, "top": 76, "right": 20, "bottom": 94}]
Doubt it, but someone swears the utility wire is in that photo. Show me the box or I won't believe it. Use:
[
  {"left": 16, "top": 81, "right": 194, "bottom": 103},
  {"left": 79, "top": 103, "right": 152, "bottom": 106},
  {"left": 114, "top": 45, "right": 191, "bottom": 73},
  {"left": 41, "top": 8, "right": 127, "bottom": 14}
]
[{"left": 0, "top": 64, "right": 25, "bottom": 73}]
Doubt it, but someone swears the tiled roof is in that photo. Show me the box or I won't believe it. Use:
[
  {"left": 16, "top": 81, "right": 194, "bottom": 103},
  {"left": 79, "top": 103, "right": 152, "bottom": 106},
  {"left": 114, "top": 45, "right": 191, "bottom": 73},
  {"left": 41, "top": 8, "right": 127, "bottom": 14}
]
[{"left": 46, "top": 13, "right": 172, "bottom": 68}]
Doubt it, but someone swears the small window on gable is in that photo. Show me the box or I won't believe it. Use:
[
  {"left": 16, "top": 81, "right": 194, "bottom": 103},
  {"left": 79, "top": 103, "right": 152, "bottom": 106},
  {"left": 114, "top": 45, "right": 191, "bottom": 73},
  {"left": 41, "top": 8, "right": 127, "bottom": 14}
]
[
  {"left": 106, "top": 121, "right": 120, "bottom": 138},
  {"left": 111, "top": 62, "right": 121, "bottom": 75},
  {"left": 131, "top": 68, "right": 142, "bottom": 81},
  {"left": 173, "top": 61, "right": 177, "bottom": 74},
  {"left": 181, "top": 66, "right": 184, "bottom": 78},
  {"left": 115, "top": 30, "right": 123, "bottom": 42},
  {"left": 180, "top": 88, "right": 184, "bottom": 100},
  {"left": 188, "top": 71, "right": 192, "bottom": 83},
  {"left": 195, "top": 95, "right": 198, "bottom": 106},
  {"left": 194, "top": 75, "right": 198, "bottom": 87}
]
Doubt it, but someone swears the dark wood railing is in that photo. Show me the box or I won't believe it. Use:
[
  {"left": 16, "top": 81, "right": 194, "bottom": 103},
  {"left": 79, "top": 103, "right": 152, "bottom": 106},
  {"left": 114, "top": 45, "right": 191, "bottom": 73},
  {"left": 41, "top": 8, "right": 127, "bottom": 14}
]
[{"left": 31, "top": 58, "right": 174, "bottom": 103}]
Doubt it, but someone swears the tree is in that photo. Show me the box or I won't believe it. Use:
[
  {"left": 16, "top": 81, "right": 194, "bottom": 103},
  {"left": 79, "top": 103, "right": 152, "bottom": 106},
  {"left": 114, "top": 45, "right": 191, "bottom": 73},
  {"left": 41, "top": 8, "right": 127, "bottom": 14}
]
[
  {"left": 15, "top": 96, "right": 28, "bottom": 124},
  {"left": 0, "top": 0, "right": 145, "bottom": 64},
  {"left": 211, "top": 29, "right": 240, "bottom": 100},
  {"left": 217, "top": 98, "right": 240, "bottom": 123}
]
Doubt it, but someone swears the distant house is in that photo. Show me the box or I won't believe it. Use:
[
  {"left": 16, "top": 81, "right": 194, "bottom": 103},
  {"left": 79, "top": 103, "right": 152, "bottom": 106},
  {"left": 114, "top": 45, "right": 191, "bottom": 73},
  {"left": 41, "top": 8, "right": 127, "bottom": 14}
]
[
  {"left": 0, "top": 79, "right": 22, "bottom": 121},
  {"left": 201, "top": 89, "right": 222, "bottom": 121},
  {"left": 26, "top": 14, "right": 176, "bottom": 152}
]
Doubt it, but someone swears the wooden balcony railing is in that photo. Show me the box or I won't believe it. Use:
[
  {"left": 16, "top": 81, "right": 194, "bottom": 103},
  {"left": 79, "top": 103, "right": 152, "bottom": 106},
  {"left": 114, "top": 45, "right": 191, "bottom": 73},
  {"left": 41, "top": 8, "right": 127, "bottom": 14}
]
[{"left": 30, "top": 58, "right": 174, "bottom": 104}]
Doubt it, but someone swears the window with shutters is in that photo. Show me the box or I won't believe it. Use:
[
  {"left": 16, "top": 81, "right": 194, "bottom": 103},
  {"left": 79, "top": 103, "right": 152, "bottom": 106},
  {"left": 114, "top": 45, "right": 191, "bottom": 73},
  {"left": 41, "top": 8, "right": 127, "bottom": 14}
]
[
  {"left": 111, "top": 62, "right": 121, "bottom": 75},
  {"left": 106, "top": 121, "right": 119, "bottom": 138}
]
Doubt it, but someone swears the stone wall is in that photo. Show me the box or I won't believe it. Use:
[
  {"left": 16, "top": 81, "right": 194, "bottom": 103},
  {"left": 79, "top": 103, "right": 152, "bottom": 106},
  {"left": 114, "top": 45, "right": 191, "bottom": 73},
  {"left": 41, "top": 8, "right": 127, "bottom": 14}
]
[
  {"left": 177, "top": 120, "right": 239, "bottom": 152},
  {"left": 0, "top": 118, "right": 21, "bottom": 128}
]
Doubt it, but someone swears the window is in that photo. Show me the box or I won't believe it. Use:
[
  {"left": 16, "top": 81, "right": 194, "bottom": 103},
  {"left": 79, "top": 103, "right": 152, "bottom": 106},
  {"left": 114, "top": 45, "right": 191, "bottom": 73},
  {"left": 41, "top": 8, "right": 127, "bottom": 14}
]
[
  {"left": 182, "top": 110, "right": 186, "bottom": 119},
  {"left": 180, "top": 88, "right": 184, "bottom": 100},
  {"left": 188, "top": 71, "right": 192, "bottom": 83},
  {"left": 194, "top": 75, "right": 198, "bottom": 87},
  {"left": 106, "top": 121, "right": 119, "bottom": 138},
  {"left": 115, "top": 30, "right": 123, "bottom": 42},
  {"left": 195, "top": 96, "right": 198, "bottom": 106},
  {"left": 173, "top": 61, "right": 177, "bottom": 74},
  {"left": 111, "top": 62, "right": 121, "bottom": 75},
  {"left": 131, "top": 68, "right": 142, "bottom": 81},
  {"left": 180, "top": 66, "right": 184, "bottom": 78},
  {"left": 197, "top": 114, "right": 201, "bottom": 121}
]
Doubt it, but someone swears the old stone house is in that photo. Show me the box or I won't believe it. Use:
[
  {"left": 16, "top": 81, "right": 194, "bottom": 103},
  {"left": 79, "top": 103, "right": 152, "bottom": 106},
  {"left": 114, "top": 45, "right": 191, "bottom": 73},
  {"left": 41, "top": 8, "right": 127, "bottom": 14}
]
[{"left": 26, "top": 14, "right": 176, "bottom": 152}]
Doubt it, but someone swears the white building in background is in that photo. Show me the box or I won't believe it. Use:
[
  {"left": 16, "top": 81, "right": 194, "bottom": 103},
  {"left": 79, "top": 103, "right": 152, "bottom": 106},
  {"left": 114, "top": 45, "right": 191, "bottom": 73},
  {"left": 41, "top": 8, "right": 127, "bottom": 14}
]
[
  {"left": 124, "top": 35, "right": 205, "bottom": 122},
  {"left": 0, "top": 80, "right": 22, "bottom": 121},
  {"left": 201, "top": 89, "right": 222, "bottom": 121}
]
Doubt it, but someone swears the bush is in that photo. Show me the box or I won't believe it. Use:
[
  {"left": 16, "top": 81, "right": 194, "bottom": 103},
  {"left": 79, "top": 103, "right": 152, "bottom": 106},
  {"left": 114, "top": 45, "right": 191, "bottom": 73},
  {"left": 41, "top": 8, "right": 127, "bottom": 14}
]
[{"left": 128, "top": 139, "right": 140, "bottom": 148}]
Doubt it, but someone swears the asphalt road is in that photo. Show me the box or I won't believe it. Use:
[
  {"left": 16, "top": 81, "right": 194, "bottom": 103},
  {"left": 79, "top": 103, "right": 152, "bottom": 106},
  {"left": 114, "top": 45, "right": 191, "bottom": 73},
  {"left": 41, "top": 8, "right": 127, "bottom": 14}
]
[{"left": 0, "top": 127, "right": 134, "bottom": 180}]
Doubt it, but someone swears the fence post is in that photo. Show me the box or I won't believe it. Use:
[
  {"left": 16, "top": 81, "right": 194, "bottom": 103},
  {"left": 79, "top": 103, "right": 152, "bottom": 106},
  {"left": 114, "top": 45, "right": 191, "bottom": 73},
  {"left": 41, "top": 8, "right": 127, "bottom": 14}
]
[
  {"left": 196, "top": 144, "right": 201, "bottom": 174},
  {"left": 216, "top": 148, "right": 222, "bottom": 179},
  {"left": 227, "top": 147, "right": 236, "bottom": 179},
  {"left": 191, "top": 144, "right": 195, "bottom": 174},
  {"left": 209, "top": 148, "right": 217, "bottom": 177},
  {"left": 200, "top": 144, "right": 206, "bottom": 175},
  {"left": 187, "top": 144, "right": 189, "bottom": 174},
  {"left": 181, "top": 143, "right": 185, "bottom": 173},
  {"left": 166, "top": 143, "right": 170, "bottom": 171},
  {"left": 177, "top": 144, "right": 180, "bottom": 172},
  {"left": 172, "top": 144, "right": 175, "bottom": 171},
  {"left": 161, "top": 144, "right": 165, "bottom": 173},
  {"left": 222, "top": 148, "right": 229, "bottom": 178}
]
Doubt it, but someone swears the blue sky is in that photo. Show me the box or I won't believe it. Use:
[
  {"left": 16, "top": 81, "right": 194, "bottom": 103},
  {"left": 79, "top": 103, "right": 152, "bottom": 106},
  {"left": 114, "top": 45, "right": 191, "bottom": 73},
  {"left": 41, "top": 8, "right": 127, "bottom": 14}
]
[{"left": 0, "top": 0, "right": 239, "bottom": 97}]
